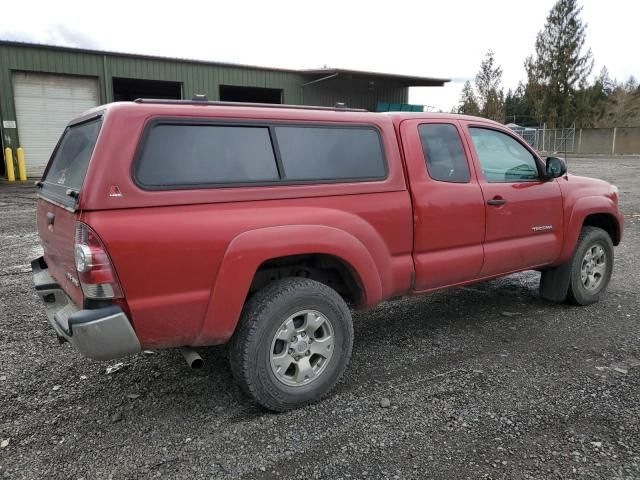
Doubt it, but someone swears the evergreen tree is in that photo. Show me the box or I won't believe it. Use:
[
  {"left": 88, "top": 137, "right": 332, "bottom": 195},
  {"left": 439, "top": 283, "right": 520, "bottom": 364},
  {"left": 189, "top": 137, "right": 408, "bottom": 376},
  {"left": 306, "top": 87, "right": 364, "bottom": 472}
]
[
  {"left": 475, "top": 50, "right": 505, "bottom": 121},
  {"left": 483, "top": 89, "right": 506, "bottom": 122},
  {"left": 505, "top": 89, "right": 516, "bottom": 122},
  {"left": 457, "top": 80, "right": 480, "bottom": 115},
  {"left": 526, "top": 0, "right": 593, "bottom": 127},
  {"left": 505, "top": 83, "right": 537, "bottom": 125},
  {"left": 574, "top": 67, "right": 612, "bottom": 127}
]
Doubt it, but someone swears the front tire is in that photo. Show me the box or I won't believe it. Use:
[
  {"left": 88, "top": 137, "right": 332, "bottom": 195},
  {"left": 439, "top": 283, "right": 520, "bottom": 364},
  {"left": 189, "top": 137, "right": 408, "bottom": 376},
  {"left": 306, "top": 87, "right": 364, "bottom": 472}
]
[
  {"left": 229, "top": 278, "right": 353, "bottom": 411},
  {"left": 566, "top": 226, "right": 614, "bottom": 306}
]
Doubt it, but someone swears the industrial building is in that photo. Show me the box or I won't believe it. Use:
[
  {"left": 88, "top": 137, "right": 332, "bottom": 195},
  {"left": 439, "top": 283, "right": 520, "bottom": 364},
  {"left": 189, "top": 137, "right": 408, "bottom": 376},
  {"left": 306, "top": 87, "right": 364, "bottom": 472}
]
[{"left": 0, "top": 41, "right": 448, "bottom": 177}]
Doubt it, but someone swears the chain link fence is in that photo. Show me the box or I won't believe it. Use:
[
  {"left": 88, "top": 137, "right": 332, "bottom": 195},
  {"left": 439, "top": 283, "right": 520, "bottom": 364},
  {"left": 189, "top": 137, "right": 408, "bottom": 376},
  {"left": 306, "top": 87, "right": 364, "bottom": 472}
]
[{"left": 510, "top": 125, "right": 575, "bottom": 153}]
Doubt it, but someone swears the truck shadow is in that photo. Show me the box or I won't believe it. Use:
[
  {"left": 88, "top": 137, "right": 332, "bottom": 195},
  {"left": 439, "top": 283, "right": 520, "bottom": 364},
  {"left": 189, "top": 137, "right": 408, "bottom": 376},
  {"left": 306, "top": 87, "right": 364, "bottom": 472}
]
[
  {"left": 206, "top": 271, "right": 561, "bottom": 415},
  {"left": 94, "top": 271, "right": 564, "bottom": 423}
]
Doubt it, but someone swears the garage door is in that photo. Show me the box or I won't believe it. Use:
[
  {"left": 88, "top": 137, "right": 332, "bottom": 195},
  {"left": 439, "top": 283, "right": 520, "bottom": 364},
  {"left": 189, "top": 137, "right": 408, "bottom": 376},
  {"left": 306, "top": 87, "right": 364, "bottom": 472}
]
[{"left": 13, "top": 72, "right": 99, "bottom": 177}]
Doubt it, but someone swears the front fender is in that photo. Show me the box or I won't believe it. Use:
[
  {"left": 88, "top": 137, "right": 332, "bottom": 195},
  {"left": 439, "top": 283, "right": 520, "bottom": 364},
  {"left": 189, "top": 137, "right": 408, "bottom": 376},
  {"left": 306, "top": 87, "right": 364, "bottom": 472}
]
[
  {"left": 192, "top": 225, "right": 383, "bottom": 346},
  {"left": 558, "top": 195, "right": 622, "bottom": 264}
]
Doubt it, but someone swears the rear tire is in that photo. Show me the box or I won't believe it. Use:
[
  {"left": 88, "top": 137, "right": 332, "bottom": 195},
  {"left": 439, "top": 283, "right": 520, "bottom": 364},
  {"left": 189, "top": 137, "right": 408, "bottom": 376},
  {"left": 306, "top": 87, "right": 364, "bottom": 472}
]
[
  {"left": 229, "top": 278, "right": 353, "bottom": 411},
  {"left": 566, "top": 226, "right": 614, "bottom": 306}
]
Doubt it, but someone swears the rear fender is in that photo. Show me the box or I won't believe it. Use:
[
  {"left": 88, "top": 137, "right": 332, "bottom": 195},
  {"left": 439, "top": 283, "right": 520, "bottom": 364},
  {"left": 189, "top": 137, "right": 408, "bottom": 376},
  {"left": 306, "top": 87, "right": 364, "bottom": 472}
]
[{"left": 192, "top": 225, "right": 382, "bottom": 345}]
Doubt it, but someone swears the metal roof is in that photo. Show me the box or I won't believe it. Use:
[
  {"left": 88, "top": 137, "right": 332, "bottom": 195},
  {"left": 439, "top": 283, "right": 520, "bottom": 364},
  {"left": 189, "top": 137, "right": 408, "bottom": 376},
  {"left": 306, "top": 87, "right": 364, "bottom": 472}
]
[
  {"left": 302, "top": 68, "right": 449, "bottom": 87},
  {"left": 0, "top": 40, "right": 449, "bottom": 86}
]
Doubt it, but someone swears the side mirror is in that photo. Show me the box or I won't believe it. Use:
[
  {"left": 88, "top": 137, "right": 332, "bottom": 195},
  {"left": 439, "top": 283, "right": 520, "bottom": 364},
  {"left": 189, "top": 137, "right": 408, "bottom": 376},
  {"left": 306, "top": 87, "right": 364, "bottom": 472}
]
[{"left": 545, "top": 157, "right": 567, "bottom": 179}]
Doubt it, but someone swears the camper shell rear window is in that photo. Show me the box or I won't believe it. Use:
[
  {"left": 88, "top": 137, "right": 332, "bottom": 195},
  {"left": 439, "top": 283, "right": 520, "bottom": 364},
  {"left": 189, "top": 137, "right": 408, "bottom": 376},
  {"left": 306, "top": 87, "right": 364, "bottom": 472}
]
[{"left": 40, "top": 117, "right": 102, "bottom": 208}]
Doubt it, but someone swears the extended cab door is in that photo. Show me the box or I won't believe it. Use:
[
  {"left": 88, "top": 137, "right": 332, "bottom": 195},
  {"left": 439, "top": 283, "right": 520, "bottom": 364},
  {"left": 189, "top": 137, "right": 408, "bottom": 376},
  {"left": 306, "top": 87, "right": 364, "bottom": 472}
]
[
  {"left": 400, "top": 119, "right": 486, "bottom": 291},
  {"left": 461, "top": 122, "right": 563, "bottom": 276}
]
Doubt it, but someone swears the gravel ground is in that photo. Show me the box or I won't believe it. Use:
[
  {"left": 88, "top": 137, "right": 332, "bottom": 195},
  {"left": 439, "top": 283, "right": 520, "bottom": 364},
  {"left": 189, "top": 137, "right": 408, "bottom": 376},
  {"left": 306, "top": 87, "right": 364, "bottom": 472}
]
[{"left": 1, "top": 157, "right": 639, "bottom": 480}]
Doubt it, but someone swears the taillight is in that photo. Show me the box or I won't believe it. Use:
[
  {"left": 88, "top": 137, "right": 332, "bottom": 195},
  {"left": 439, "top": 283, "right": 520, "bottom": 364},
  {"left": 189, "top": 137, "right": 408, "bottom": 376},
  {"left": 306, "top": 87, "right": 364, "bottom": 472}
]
[{"left": 74, "top": 222, "right": 123, "bottom": 299}]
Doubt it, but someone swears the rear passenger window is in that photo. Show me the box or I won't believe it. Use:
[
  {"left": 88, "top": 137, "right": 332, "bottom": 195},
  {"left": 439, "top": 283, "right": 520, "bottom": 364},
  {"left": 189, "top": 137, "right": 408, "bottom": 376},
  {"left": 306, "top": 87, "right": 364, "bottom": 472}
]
[
  {"left": 136, "top": 124, "right": 279, "bottom": 187},
  {"left": 275, "top": 126, "right": 386, "bottom": 181},
  {"left": 418, "top": 124, "right": 470, "bottom": 183}
]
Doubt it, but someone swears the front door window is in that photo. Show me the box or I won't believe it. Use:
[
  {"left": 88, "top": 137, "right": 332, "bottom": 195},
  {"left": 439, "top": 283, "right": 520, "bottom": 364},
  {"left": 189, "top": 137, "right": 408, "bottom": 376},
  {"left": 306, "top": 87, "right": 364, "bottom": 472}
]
[{"left": 469, "top": 127, "right": 539, "bottom": 182}]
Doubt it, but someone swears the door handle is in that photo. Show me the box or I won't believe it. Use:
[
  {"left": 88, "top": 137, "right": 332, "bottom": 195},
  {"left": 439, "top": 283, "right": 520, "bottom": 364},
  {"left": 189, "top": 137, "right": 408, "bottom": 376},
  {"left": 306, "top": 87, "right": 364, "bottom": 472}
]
[{"left": 487, "top": 197, "right": 507, "bottom": 206}]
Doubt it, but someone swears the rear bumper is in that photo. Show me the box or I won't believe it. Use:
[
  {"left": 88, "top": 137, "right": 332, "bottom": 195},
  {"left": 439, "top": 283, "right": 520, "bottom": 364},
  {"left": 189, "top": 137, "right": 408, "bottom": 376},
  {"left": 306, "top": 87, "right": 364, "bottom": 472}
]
[{"left": 31, "top": 257, "right": 141, "bottom": 361}]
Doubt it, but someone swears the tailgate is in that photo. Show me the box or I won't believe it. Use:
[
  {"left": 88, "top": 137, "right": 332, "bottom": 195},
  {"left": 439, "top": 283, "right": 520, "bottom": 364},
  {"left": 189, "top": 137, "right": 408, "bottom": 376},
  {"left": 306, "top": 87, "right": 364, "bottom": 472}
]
[{"left": 36, "top": 199, "right": 84, "bottom": 306}]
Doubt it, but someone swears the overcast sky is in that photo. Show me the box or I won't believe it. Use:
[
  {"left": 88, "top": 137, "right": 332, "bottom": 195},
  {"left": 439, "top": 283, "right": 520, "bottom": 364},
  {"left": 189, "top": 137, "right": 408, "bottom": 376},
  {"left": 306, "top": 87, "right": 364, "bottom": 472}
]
[{"left": 1, "top": 0, "right": 637, "bottom": 111}]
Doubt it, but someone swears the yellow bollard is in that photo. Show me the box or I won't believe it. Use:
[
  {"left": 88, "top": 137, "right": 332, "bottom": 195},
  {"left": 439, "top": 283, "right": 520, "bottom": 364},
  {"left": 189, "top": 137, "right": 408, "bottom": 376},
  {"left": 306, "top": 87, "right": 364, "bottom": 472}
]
[
  {"left": 17, "top": 148, "right": 27, "bottom": 181},
  {"left": 4, "top": 147, "right": 15, "bottom": 182}
]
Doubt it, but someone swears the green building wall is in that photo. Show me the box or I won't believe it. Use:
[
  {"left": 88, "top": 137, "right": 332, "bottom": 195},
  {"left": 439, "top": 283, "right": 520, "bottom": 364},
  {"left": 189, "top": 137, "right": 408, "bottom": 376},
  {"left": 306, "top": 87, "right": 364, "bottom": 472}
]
[
  {"left": 0, "top": 42, "right": 416, "bottom": 153},
  {"left": 0, "top": 42, "right": 305, "bottom": 149},
  {"left": 302, "top": 75, "right": 408, "bottom": 113}
]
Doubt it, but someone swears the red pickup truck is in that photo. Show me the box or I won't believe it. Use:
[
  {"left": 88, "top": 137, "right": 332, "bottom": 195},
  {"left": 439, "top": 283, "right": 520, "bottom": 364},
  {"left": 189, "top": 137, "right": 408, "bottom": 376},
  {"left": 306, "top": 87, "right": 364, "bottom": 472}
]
[{"left": 32, "top": 100, "right": 623, "bottom": 411}]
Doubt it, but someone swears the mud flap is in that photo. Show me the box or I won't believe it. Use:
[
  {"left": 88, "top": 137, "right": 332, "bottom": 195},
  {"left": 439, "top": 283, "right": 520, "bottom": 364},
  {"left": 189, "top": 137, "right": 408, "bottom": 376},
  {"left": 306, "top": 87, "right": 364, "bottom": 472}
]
[{"left": 539, "top": 260, "right": 572, "bottom": 302}]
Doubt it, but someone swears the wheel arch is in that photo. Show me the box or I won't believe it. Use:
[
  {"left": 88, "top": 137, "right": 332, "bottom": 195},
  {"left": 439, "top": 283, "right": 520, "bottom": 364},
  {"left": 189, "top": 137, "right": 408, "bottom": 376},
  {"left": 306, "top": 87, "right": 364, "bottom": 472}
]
[
  {"left": 249, "top": 253, "right": 366, "bottom": 306},
  {"left": 559, "top": 196, "right": 622, "bottom": 263},
  {"left": 192, "top": 225, "right": 383, "bottom": 346},
  {"left": 582, "top": 212, "right": 621, "bottom": 245}
]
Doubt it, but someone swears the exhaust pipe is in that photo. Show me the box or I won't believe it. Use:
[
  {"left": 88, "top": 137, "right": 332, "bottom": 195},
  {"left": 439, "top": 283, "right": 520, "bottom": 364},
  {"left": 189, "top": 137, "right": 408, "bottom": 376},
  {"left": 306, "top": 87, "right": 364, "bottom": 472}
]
[{"left": 181, "top": 347, "right": 204, "bottom": 369}]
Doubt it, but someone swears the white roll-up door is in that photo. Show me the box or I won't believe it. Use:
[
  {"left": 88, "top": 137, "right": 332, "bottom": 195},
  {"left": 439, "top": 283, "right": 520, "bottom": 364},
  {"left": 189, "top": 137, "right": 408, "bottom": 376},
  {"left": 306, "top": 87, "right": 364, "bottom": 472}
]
[{"left": 12, "top": 72, "right": 99, "bottom": 177}]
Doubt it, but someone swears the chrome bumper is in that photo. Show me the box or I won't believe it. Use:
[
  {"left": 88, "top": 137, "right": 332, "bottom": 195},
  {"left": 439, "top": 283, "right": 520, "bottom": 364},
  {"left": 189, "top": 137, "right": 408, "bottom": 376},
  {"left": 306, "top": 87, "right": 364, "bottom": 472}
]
[{"left": 31, "top": 257, "right": 141, "bottom": 361}]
